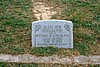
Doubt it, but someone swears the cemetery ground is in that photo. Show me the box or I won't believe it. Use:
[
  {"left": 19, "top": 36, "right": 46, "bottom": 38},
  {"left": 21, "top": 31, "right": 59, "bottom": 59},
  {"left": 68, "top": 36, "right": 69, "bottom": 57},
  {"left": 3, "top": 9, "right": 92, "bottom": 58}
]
[
  {"left": 0, "top": 0, "right": 100, "bottom": 66},
  {"left": 0, "top": 62, "right": 100, "bottom": 67}
]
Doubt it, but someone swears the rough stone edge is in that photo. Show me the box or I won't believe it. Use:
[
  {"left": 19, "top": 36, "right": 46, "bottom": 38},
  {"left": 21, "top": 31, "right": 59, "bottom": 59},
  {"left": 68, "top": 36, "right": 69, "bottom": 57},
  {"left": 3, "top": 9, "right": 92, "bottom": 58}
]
[{"left": 0, "top": 54, "right": 100, "bottom": 64}]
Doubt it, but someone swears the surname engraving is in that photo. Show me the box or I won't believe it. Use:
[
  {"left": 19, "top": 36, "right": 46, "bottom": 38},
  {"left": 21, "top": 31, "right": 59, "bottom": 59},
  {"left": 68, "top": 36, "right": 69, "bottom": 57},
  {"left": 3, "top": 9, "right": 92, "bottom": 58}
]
[{"left": 42, "top": 25, "right": 63, "bottom": 33}]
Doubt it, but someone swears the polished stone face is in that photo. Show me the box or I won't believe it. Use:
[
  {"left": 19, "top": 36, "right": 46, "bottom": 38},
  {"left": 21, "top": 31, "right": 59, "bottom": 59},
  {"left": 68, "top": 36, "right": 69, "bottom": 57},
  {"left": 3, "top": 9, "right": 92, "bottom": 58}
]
[{"left": 32, "top": 20, "right": 73, "bottom": 48}]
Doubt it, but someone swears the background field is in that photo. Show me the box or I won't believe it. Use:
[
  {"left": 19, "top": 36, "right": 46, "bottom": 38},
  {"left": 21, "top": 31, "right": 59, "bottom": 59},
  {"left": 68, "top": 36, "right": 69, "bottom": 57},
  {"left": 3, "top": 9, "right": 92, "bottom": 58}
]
[{"left": 0, "top": 0, "right": 100, "bottom": 57}]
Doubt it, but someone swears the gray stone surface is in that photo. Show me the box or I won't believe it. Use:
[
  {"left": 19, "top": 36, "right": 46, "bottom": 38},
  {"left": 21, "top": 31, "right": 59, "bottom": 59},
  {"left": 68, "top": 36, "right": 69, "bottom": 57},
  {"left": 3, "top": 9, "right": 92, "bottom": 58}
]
[
  {"left": 74, "top": 56, "right": 90, "bottom": 64},
  {"left": 74, "top": 56, "right": 100, "bottom": 64},
  {"left": 0, "top": 54, "right": 100, "bottom": 64},
  {"left": 32, "top": 20, "right": 73, "bottom": 48},
  {"left": 89, "top": 56, "right": 100, "bottom": 64}
]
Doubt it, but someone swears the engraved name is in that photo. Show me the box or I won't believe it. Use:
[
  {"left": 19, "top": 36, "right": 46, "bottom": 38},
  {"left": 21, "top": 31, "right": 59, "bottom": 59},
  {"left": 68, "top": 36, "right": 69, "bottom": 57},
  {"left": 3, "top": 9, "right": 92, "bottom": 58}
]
[{"left": 42, "top": 25, "right": 63, "bottom": 33}]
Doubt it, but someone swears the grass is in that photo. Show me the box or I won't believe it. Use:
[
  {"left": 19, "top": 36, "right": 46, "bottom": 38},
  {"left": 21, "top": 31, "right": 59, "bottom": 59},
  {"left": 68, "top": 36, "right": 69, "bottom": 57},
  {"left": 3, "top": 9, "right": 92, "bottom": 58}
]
[
  {"left": 0, "top": 62, "right": 100, "bottom": 67},
  {"left": 32, "top": 47, "right": 58, "bottom": 56},
  {"left": 0, "top": 26, "right": 6, "bottom": 32},
  {"left": 75, "top": 42, "right": 90, "bottom": 55},
  {"left": 0, "top": 0, "right": 100, "bottom": 56},
  {"left": 0, "top": 62, "right": 37, "bottom": 67},
  {"left": 51, "top": 0, "right": 100, "bottom": 56}
]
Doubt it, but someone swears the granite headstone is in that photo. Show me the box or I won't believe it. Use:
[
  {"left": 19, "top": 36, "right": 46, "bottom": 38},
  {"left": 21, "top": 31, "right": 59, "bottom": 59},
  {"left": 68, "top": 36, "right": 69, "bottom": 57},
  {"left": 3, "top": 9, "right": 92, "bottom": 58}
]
[{"left": 32, "top": 20, "right": 73, "bottom": 48}]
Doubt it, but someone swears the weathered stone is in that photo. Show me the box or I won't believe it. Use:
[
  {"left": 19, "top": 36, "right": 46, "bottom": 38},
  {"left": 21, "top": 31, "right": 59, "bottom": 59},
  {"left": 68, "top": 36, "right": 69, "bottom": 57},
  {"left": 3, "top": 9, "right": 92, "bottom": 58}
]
[
  {"left": 74, "top": 56, "right": 90, "bottom": 64},
  {"left": 10, "top": 56, "right": 19, "bottom": 62},
  {"left": 32, "top": 20, "right": 73, "bottom": 48},
  {"left": 89, "top": 56, "right": 100, "bottom": 64},
  {"left": 0, "top": 54, "right": 100, "bottom": 64},
  {"left": 0, "top": 54, "right": 11, "bottom": 62}
]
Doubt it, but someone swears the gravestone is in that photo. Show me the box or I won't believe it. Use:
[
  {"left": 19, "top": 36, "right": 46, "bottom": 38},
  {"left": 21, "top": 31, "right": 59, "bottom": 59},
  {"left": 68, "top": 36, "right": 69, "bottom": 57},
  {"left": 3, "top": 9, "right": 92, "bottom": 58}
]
[{"left": 32, "top": 20, "right": 73, "bottom": 48}]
